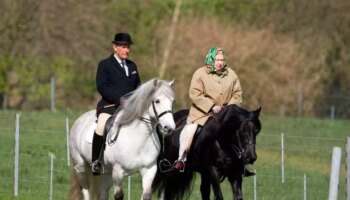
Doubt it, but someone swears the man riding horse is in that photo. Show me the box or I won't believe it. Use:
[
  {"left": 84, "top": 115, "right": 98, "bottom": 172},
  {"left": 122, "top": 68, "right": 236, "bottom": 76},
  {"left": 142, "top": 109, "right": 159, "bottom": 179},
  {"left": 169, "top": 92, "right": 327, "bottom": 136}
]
[{"left": 92, "top": 32, "right": 141, "bottom": 175}]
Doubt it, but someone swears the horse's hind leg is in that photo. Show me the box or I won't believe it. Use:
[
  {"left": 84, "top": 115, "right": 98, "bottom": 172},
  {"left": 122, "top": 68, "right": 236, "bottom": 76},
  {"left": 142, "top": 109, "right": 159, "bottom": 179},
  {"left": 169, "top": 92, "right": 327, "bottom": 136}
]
[
  {"left": 205, "top": 165, "right": 224, "bottom": 200},
  {"left": 73, "top": 163, "right": 91, "bottom": 200},
  {"left": 100, "top": 174, "right": 113, "bottom": 200},
  {"left": 82, "top": 189, "right": 90, "bottom": 200},
  {"left": 112, "top": 167, "right": 124, "bottom": 200}
]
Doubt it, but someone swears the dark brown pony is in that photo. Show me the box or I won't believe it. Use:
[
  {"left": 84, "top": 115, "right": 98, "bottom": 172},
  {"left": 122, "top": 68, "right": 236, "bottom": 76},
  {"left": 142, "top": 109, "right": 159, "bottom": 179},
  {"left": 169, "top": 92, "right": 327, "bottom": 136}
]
[{"left": 153, "top": 104, "right": 261, "bottom": 200}]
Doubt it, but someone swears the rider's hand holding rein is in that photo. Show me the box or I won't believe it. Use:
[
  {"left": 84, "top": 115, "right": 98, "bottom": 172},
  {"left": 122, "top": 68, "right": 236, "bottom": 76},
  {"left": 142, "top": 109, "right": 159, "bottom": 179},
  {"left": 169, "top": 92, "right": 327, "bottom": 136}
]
[{"left": 212, "top": 105, "right": 222, "bottom": 113}]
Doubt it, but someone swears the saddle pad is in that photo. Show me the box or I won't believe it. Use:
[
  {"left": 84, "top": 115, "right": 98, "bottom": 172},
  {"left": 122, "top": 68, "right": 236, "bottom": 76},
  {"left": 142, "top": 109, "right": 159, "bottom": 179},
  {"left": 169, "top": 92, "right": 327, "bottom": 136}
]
[{"left": 86, "top": 123, "right": 97, "bottom": 144}]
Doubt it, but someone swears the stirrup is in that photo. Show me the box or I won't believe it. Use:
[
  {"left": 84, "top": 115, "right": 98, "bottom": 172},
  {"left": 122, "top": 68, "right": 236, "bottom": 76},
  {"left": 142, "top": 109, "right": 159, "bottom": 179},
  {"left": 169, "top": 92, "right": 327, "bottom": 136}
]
[
  {"left": 92, "top": 160, "right": 104, "bottom": 175},
  {"left": 173, "top": 160, "right": 185, "bottom": 172}
]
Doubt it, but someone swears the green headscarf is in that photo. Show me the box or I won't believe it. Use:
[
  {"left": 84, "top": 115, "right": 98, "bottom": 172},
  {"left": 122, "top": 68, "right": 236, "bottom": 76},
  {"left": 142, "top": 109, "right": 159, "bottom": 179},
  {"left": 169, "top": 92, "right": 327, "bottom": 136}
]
[{"left": 204, "top": 47, "right": 228, "bottom": 77}]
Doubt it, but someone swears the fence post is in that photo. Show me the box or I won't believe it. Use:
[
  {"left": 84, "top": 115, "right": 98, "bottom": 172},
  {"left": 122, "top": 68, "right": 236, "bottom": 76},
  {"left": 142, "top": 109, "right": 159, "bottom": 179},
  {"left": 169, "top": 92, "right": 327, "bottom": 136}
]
[
  {"left": 346, "top": 138, "right": 350, "bottom": 200},
  {"left": 330, "top": 105, "right": 335, "bottom": 120},
  {"left": 254, "top": 170, "right": 257, "bottom": 200},
  {"left": 49, "top": 152, "right": 55, "bottom": 200},
  {"left": 14, "top": 113, "right": 20, "bottom": 196},
  {"left": 329, "top": 147, "right": 342, "bottom": 200},
  {"left": 66, "top": 117, "right": 70, "bottom": 166},
  {"left": 2, "top": 94, "right": 7, "bottom": 110},
  {"left": 304, "top": 174, "right": 307, "bottom": 200},
  {"left": 128, "top": 176, "right": 131, "bottom": 200},
  {"left": 281, "top": 133, "right": 285, "bottom": 183},
  {"left": 279, "top": 104, "right": 285, "bottom": 117},
  {"left": 297, "top": 84, "right": 303, "bottom": 116},
  {"left": 51, "top": 76, "right": 55, "bottom": 112}
]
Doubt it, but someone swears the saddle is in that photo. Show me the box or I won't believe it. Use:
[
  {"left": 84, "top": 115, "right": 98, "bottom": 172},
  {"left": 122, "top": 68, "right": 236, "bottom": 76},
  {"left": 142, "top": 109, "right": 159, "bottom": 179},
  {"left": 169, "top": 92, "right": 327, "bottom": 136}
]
[{"left": 103, "top": 113, "right": 117, "bottom": 141}]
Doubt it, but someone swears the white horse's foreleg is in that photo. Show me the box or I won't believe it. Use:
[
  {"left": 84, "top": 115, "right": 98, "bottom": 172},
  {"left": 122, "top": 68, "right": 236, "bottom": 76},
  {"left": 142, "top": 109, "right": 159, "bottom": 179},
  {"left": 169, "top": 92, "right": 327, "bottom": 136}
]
[
  {"left": 140, "top": 165, "right": 157, "bottom": 200},
  {"left": 112, "top": 166, "right": 124, "bottom": 200}
]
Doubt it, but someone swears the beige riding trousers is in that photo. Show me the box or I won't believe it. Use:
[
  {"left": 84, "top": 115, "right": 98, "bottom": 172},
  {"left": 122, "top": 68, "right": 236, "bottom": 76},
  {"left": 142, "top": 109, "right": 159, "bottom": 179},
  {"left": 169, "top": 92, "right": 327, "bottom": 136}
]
[
  {"left": 178, "top": 123, "right": 198, "bottom": 160},
  {"left": 96, "top": 113, "right": 111, "bottom": 136}
]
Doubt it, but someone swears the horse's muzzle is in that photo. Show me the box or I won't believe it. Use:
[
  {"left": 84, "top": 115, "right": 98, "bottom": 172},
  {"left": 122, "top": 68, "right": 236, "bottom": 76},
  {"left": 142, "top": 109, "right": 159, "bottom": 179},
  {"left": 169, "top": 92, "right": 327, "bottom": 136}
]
[
  {"left": 159, "top": 125, "right": 175, "bottom": 135},
  {"left": 244, "top": 152, "right": 257, "bottom": 164}
]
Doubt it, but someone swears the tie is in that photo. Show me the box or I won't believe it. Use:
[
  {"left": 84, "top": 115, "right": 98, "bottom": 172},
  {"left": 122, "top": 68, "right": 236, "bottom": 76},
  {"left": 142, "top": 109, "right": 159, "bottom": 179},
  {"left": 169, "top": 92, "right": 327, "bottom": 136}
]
[{"left": 121, "top": 61, "right": 128, "bottom": 77}]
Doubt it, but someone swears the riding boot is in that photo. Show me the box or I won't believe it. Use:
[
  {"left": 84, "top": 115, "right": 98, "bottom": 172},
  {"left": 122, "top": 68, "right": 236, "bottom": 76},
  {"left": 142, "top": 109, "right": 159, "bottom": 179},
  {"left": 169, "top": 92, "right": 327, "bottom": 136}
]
[
  {"left": 91, "top": 132, "right": 104, "bottom": 175},
  {"left": 243, "top": 166, "right": 256, "bottom": 177},
  {"left": 173, "top": 152, "right": 187, "bottom": 172}
]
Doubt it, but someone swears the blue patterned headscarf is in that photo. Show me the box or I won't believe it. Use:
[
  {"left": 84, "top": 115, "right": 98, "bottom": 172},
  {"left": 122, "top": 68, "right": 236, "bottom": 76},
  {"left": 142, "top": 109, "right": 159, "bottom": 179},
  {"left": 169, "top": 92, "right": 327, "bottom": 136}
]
[{"left": 204, "top": 47, "right": 228, "bottom": 77}]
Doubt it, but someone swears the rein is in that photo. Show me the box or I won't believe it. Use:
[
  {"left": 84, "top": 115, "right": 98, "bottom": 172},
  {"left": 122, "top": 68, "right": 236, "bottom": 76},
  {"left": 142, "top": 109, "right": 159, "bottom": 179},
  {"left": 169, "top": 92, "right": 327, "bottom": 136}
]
[{"left": 174, "top": 112, "right": 214, "bottom": 132}]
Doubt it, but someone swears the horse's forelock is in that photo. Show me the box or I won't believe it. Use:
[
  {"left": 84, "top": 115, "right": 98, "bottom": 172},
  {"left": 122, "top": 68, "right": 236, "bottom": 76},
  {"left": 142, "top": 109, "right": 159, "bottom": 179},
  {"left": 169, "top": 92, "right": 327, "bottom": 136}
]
[{"left": 157, "top": 80, "right": 175, "bottom": 100}]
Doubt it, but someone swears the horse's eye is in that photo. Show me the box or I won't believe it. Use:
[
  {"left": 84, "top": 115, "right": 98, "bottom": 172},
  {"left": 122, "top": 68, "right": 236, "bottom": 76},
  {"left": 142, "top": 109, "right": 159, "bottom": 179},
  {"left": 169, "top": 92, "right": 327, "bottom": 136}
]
[{"left": 154, "top": 99, "right": 160, "bottom": 104}]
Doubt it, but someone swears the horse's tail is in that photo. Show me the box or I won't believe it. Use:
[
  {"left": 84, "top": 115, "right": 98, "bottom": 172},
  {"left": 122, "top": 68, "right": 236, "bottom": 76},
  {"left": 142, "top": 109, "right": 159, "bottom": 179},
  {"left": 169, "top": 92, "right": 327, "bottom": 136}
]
[
  {"left": 153, "top": 166, "right": 195, "bottom": 200},
  {"left": 69, "top": 167, "right": 82, "bottom": 200}
]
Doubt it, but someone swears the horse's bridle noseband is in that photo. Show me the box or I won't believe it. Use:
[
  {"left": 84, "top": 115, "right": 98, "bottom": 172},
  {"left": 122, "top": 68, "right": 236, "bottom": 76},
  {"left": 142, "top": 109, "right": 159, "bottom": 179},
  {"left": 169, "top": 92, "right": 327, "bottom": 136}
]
[
  {"left": 151, "top": 100, "right": 173, "bottom": 122},
  {"left": 213, "top": 116, "right": 255, "bottom": 160},
  {"left": 139, "top": 100, "right": 173, "bottom": 133},
  {"left": 231, "top": 120, "right": 256, "bottom": 160}
]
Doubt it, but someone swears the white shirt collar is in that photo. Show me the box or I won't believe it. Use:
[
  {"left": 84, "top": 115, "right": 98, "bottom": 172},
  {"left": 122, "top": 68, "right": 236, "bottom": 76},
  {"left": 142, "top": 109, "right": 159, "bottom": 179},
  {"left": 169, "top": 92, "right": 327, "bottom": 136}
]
[{"left": 114, "top": 54, "right": 125, "bottom": 65}]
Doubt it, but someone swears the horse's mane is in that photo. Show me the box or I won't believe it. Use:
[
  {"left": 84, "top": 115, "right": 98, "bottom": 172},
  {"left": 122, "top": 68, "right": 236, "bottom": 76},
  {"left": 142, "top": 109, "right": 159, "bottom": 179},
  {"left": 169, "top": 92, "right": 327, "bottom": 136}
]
[
  {"left": 118, "top": 78, "right": 175, "bottom": 125},
  {"left": 194, "top": 105, "right": 251, "bottom": 147}
]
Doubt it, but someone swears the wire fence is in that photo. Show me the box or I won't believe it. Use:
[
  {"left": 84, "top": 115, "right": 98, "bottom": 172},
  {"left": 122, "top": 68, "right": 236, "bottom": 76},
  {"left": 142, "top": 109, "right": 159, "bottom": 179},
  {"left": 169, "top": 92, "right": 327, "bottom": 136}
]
[{"left": 0, "top": 112, "right": 348, "bottom": 199}]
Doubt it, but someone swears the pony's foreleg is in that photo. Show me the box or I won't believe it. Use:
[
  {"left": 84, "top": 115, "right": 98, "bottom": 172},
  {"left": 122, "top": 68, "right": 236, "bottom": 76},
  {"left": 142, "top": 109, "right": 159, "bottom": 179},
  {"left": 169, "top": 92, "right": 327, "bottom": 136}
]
[
  {"left": 140, "top": 165, "right": 157, "bottom": 200},
  {"left": 200, "top": 173, "right": 211, "bottom": 200},
  {"left": 228, "top": 175, "right": 243, "bottom": 200}
]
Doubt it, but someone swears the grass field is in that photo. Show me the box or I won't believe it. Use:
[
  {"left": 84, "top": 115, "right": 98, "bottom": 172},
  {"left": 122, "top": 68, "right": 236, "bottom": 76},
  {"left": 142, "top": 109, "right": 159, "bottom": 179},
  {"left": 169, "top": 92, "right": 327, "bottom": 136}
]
[{"left": 0, "top": 110, "right": 349, "bottom": 199}]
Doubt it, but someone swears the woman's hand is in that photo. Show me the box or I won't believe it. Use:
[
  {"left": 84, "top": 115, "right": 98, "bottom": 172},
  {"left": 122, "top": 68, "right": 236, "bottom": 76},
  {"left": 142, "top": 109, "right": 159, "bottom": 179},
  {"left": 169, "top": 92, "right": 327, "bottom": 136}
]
[{"left": 212, "top": 105, "right": 222, "bottom": 113}]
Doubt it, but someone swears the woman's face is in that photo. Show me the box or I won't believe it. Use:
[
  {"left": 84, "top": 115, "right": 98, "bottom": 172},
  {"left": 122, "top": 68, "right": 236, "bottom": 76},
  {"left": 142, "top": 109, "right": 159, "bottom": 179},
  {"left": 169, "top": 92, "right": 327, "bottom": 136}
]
[
  {"left": 113, "top": 44, "right": 130, "bottom": 60},
  {"left": 214, "top": 52, "right": 225, "bottom": 71}
]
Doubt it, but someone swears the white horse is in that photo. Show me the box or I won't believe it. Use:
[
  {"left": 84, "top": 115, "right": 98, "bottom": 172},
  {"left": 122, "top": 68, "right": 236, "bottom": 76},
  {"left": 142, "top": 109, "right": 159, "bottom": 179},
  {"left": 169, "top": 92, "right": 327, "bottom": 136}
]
[{"left": 69, "top": 78, "right": 176, "bottom": 200}]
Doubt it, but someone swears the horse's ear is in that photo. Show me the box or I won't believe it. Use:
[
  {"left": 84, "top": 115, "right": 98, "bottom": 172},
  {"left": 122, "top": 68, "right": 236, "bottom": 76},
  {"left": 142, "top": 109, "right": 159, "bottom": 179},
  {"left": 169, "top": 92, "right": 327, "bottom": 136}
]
[
  {"left": 253, "top": 107, "right": 262, "bottom": 117},
  {"left": 169, "top": 79, "right": 175, "bottom": 87},
  {"left": 153, "top": 79, "right": 159, "bottom": 87}
]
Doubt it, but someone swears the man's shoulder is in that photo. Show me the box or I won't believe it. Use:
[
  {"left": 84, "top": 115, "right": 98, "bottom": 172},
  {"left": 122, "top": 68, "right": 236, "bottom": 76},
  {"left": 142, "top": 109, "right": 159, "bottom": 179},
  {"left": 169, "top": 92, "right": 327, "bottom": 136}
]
[
  {"left": 98, "top": 55, "right": 115, "bottom": 67},
  {"left": 125, "top": 59, "right": 137, "bottom": 67}
]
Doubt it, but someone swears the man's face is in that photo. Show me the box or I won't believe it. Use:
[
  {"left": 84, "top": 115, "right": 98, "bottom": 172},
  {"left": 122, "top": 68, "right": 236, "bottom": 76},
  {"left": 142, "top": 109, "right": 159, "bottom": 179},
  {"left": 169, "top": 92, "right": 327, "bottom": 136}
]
[{"left": 114, "top": 44, "right": 130, "bottom": 60}]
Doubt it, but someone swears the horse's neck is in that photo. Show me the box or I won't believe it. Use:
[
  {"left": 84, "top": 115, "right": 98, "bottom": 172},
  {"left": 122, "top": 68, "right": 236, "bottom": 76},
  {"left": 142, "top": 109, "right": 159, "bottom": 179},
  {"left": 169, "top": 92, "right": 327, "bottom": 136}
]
[{"left": 116, "top": 111, "right": 155, "bottom": 135}]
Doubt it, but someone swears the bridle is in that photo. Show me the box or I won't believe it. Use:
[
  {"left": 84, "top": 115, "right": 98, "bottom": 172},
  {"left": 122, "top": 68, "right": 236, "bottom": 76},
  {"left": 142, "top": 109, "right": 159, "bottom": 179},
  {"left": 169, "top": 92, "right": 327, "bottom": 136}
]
[
  {"left": 139, "top": 99, "right": 173, "bottom": 134},
  {"left": 231, "top": 120, "right": 256, "bottom": 160},
  {"left": 213, "top": 115, "right": 255, "bottom": 160}
]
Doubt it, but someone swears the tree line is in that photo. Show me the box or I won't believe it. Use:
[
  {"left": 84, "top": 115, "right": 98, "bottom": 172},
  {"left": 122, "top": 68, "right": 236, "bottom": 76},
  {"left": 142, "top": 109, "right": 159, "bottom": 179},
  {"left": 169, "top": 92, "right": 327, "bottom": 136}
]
[{"left": 0, "top": 0, "right": 349, "bottom": 117}]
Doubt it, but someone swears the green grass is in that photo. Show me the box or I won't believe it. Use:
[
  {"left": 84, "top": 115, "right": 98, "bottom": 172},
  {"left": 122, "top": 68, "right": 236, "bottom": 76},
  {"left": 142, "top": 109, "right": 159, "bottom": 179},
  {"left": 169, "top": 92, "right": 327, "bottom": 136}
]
[{"left": 0, "top": 111, "right": 349, "bottom": 199}]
